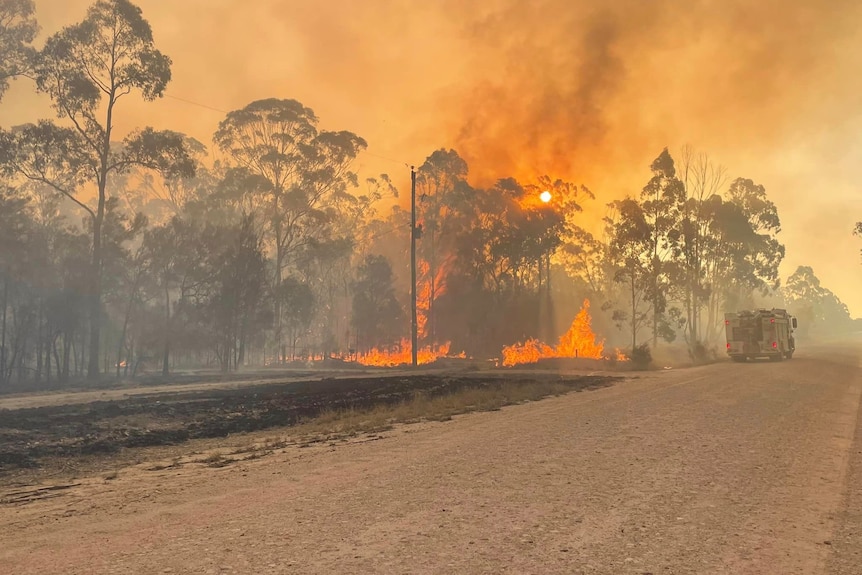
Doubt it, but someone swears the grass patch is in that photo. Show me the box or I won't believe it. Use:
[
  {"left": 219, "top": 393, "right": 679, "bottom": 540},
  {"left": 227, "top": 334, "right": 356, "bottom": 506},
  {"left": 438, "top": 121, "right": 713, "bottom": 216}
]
[
  {"left": 193, "top": 452, "right": 236, "bottom": 467},
  {"left": 291, "top": 379, "right": 578, "bottom": 439},
  {"left": 0, "top": 374, "right": 613, "bottom": 485}
]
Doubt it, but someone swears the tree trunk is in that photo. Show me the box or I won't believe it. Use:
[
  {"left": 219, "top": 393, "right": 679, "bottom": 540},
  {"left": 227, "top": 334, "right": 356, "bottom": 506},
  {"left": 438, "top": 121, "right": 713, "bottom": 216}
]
[
  {"left": 61, "top": 334, "right": 71, "bottom": 384},
  {"left": 429, "top": 223, "right": 436, "bottom": 350},
  {"left": 631, "top": 273, "right": 637, "bottom": 350},
  {"left": 117, "top": 300, "right": 133, "bottom": 380},
  {"left": 44, "top": 330, "right": 52, "bottom": 385},
  {"left": 0, "top": 275, "right": 7, "bottom": 385},
  {"left": 124, "top": 337, "right": 133, "bottom": 378},
  {"left": 71, "top": 336, "right": 78, "bottom": 377},
  {"left": 87, "top": 205, "right": 104, "bottom": 381},
  {"left": 52, "top": 337, "right": 61, "bottom": 383},
  {"left": 88, "top": 84, "right": 117, "bottom": 381},
  {"left": 35, "top": 302, "right": 43, "bottom": 384},
  {"left": 273, "top": 193, "right": 284, "bottom": 364},
  {"left": 162, "top": 278, "right": 170, "bottom": 377}
]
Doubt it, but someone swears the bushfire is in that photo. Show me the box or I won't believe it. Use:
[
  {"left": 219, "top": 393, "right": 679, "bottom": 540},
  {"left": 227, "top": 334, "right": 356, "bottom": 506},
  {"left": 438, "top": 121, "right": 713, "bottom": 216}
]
[
  {"left": 356, "top": 339, "right": 456, "bottom": 367},
  {"left": 357, "top": 299, "right": 624, "bottom": 368},
  {"left": 356, "top": 258, "right": 457, "bottom": 367},
  {"left": 501, "top": 299, "right": 624, "bottom": 366}
]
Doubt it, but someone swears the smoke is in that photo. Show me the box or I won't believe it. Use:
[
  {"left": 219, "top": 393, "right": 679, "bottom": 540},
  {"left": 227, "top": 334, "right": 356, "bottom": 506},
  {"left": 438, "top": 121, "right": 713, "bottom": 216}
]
[
  {"left": 1, "top": 0, "right": 861, "bottom": 313},
  {"left": 434, "top": 0, "right": 862, "bottom": 186}
]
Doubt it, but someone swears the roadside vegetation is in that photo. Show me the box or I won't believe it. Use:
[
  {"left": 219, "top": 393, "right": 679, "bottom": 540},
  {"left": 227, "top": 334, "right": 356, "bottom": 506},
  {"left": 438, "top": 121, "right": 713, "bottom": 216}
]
[
  {"left": 0, "top": 373, "right": 614, "bottom": 488},
  {"left": 1, "top": 0, "right": 856, "bottom": 390}
]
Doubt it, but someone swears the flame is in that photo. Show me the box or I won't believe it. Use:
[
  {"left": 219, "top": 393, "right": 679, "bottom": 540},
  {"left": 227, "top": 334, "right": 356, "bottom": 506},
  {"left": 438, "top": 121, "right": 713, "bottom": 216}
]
[
  {"left": 417, "top": 260, "right": 431, "bottom": 339},
  {"left": 357, "top": 257, "right": 464, "bottom": 368},
  {"left": 502, "top": 299, "right": 621, "bottom": 366},
  {"left": 416, "top": 259, "right": 449, "bottom": 340},
  {"left": 356, "top": 339, "right": 464, "bottom": 367},
  {"left": 501, "top": 338, "right": 556, "bottom": 367},
  {"left": 555, "top": 299, "right": 605, "bottom": 358}
]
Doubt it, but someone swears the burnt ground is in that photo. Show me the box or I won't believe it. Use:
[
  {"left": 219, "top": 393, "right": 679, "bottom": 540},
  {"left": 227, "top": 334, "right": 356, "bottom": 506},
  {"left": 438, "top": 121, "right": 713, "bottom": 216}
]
[{"left": 0, "top": 372, "right": 614, "bottom": 475}]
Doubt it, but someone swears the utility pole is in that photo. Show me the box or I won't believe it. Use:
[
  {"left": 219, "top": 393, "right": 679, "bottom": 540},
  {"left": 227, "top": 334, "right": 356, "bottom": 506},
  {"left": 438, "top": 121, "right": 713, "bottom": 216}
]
[
  {"left": 410, "top": 166, "right": 418, "bottom": 367},
  {"left": 410, "top": 166, "right": 419, "bottom": 366}
]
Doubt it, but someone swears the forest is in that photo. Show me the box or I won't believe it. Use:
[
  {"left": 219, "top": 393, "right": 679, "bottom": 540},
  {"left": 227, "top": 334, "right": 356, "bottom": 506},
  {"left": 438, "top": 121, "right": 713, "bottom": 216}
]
[{"left": 0, "top": 0, "right": 859, "bottom": 386}]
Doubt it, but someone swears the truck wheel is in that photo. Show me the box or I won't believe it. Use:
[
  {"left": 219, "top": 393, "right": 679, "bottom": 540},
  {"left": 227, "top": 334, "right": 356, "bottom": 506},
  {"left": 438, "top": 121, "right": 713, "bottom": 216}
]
[
  {"left": 785, "top": 350, "right": 794, "bottom": 359},
  {"left": 731, "top": 356, "right": 746, "bottom": 363}
]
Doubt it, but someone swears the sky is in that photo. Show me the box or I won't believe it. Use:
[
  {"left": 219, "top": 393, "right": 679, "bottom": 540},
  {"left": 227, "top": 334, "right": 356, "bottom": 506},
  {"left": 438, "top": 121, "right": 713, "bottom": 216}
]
[{"left": 2, "top": 0, "right": 861, "bottom": 315}]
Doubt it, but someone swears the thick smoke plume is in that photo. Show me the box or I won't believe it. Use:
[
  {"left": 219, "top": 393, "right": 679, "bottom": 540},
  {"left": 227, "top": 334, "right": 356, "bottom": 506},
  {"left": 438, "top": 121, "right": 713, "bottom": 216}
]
[{"left": 2, "top": 0, "right": 861, "bottom": 312}]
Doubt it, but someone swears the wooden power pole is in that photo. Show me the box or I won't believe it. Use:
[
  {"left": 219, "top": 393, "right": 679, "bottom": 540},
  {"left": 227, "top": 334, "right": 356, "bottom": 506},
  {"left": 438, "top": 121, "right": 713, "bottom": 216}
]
[{"left": 410, "top": 166, "right": 418, "bottom": 367}]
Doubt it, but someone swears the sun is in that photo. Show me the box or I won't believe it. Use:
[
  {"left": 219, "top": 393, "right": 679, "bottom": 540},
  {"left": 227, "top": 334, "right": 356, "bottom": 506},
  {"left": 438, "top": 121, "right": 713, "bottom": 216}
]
[{"left": 539, "top": 190, "right": 552, "bottom": 203}]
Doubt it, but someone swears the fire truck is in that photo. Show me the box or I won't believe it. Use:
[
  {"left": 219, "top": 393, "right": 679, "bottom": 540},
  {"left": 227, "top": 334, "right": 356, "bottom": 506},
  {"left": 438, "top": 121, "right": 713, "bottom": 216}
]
[{"left": 724, "top": 308, "right": 798, "bottom": 362}]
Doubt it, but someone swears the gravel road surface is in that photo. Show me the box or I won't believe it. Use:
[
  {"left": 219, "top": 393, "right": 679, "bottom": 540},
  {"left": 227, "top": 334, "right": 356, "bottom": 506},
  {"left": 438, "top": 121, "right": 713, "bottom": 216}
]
[{"left": 1, "top": 342, "right": 860, "bottom": 574}]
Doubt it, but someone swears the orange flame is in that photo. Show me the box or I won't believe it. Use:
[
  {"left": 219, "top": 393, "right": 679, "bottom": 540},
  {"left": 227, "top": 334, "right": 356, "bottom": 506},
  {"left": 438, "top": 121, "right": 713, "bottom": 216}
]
[
  {"left": 417, "top": 260, "right": 431, "bottom": 339},
  {"left": 356, "top": 339, "right": 462, "bottom": 367},
  {"left": 502, "top": 299, "right": 616, "bottom": 366},
  {"left": 416, "top": 259, "right": 450, "bottom": 339}
]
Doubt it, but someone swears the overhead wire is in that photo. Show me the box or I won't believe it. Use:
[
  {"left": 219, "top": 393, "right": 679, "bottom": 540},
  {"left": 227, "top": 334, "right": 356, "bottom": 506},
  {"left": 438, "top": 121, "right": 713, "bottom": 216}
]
[{"left": 162, "top": 92, "right": 415, "bottom": 168}]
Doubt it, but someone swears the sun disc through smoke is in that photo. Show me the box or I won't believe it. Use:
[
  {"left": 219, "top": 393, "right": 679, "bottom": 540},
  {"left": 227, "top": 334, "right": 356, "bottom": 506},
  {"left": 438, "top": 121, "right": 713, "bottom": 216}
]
[{"left": 540, "top": 190, "right": 552, "bottom": 203}]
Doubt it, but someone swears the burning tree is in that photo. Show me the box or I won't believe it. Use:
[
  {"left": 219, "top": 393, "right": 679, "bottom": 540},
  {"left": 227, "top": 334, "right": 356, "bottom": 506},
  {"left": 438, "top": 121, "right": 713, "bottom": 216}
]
[{"left": 414, "top": 149, "right": 469, "bottom": 347}]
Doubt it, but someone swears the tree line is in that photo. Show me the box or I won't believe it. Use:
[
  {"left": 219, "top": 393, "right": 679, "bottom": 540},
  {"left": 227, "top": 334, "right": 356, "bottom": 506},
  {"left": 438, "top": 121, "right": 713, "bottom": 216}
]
[{"left": 0, "top": 0, "right": 856, "bottom": 387}]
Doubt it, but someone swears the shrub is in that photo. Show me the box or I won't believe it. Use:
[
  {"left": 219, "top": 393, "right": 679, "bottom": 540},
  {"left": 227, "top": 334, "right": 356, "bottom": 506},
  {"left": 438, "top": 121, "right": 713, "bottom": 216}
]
[
  {"left": 690, "top": 341, "right": 709, "bottom": 364},
  {"left": 629, "top": 343, "right": 653, "bottom": 370}
]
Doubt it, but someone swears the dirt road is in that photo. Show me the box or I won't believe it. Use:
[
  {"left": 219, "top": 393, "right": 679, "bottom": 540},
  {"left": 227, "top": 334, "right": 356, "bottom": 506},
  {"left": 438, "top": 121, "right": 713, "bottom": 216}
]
[{"left": 2, "top": 343, "right": 861, "bottom": 574}]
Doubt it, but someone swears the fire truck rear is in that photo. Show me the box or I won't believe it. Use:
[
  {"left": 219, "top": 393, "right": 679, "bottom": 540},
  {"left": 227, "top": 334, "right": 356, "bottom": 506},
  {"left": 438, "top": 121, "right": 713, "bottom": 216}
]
[{"left": 724, "top": 308, "right": 798, "bottom": 362}]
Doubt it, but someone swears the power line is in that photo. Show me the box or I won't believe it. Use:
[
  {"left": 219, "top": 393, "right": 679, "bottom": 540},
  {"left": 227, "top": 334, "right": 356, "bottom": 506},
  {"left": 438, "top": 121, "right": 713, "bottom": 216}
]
[
  {"left": 163, "top": 92, "right": 416, "bottom": 168},
  {"left": 361, "top": 149, "right": 413, "bottom": 169},
  {"left": 164, "top": 93, "right": 228, "bottom": 115}
]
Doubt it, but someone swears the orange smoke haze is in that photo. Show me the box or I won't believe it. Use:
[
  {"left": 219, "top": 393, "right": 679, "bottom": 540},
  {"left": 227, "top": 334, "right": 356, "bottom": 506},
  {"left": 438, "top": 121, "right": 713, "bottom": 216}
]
[{"left": 1, "top": 1, "right": 861, "bottom": 313}]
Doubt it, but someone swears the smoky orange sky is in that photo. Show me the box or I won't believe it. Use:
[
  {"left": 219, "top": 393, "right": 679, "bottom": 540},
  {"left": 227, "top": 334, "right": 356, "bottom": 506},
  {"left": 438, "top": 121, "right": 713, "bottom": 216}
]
[{"left": 2, "top": 0, "right": 861, "bottom": 314}]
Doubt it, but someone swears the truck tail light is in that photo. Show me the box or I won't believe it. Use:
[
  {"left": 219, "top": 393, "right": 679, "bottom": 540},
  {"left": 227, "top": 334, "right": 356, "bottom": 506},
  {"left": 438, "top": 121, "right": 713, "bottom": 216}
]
[
  {"left": 727, "top": 343, "right": 731, "bottom": 349},
  {"left": 772, "top": 342, "right": 777, "bottom": 348},
  {"left": 725, "top": 320, "right": 730, "bottom": 325}
]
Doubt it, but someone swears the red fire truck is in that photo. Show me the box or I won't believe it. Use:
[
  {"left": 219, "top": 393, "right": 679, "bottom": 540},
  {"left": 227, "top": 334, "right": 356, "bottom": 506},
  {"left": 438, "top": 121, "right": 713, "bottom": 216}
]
[{"left": 724, "top": 308, "right": 797, "bottom": 362}]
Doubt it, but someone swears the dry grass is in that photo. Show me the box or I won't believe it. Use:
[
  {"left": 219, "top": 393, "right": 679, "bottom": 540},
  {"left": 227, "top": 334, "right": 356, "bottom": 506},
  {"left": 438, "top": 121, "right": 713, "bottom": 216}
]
[
  {"left": 1, "top": 378, "right": 600, "bottom": 486},
  {"left": 291, "top": 380, "right": 574, "bottom": 440}
]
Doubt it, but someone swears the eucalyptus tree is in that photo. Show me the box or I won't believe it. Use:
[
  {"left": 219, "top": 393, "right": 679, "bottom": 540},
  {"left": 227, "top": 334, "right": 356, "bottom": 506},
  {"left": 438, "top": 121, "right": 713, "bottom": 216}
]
[
  {"left": 213, "top": 98, "right": 366, "bottom": 361},
  {"left": 677, "top": 146, "right": 726, "bottom": 345},
  {"left": 0, "top": 0, "right": 38, "bottom": 101},
  {"left": 414, "top": 149, "right": 468, "bottom": 344},
  {"left": 697, "top": 178, "right": 785, "bottom": 342},
  {"left": 784, "top": 266, "right": 853, "bottom": 334},
  {"left": 605, "top": 198, "right": 653, "bottom": 350},
  {"left": 639, "top": 148, "right": 686, "bottom": 346},
  {"left": 0, "top": 186, "right": 31, "bottom": 384},
  {"left": 0, "top": 0, "right": 194, "bottom": 379},
  {"left": 133, "top": 136, "right": 209, "bottom": 220}
]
